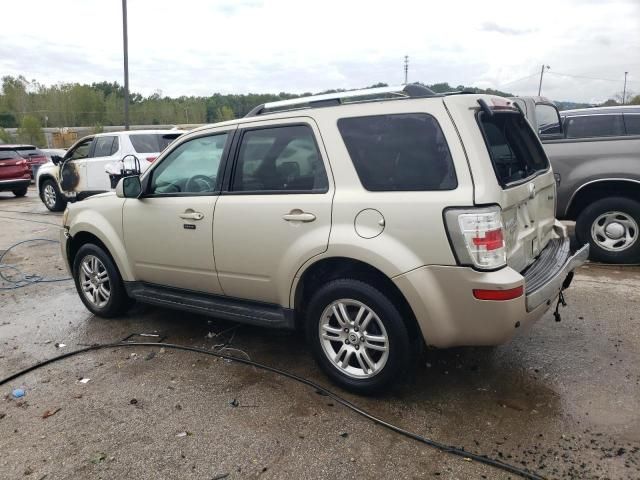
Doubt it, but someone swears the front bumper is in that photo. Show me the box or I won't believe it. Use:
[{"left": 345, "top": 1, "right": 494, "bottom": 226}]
[{"left": 393, "top": 239, "right": 589, "bottom": 348}]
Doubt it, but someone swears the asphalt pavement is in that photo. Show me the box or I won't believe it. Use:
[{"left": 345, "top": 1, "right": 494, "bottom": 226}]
[{"left": 1, "top": 187, "right": 639, "bottom": 479}]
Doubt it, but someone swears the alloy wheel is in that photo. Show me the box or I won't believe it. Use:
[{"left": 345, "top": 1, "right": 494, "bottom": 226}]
[{"left": 79, "top": 255, "right": 111, "bottom": 308}]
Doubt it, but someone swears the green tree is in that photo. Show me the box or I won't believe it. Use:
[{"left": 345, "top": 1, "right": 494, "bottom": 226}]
[
  {"left": 17, "top": 115, "right": 46, "bottom": 146},
  {"left": 629, "top": 95, "right": 640, "bottom": 105},
  {"left": 215, "top": 105, "right": 235, "bottom": 121}
]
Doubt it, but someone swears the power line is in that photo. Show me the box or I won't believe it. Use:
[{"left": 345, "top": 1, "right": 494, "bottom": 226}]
[{"left": 497, "top": 73, "right": 539, "bottom": 88}]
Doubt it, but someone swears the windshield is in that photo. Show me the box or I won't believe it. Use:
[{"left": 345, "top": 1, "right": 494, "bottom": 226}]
[{"left": 478, "top": 112, "right": 549, "bottom": 187}]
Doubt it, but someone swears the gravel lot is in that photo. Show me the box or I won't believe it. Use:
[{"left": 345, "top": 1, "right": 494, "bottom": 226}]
[{"left": 1, "top": 187, "right": 639, "bottom": 479}]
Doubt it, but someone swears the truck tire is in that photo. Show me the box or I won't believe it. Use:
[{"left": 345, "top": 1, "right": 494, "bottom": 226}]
[
  {"left": 41, "top": 178, "right": 67, "bottom": 212},
  {"left": 576, "top": 196, "right": 640, "bottom": 264},
  {"left": 306, "top": 278, "right": 412, "bottom": 394}
]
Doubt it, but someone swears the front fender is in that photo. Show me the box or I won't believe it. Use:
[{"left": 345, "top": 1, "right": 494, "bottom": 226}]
[{"left": 67, "top": 196, "right": 134, "bottom": 281}]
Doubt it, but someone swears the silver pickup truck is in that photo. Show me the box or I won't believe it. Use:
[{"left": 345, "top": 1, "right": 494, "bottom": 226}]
[{"left": 513, "top": 97, "right": 640, "bottom": 264}]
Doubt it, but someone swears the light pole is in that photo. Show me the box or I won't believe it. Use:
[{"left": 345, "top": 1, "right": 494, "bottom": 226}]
[
  {"left": 122, "top": 0, "right": 130, "bottom": 130},
  {"left": 623, "top": 71, "right": 628, "bottom": 105},
  {"left": 538, "top": 65, "right": 550, "bottom": 96},
  {"left": 404, "top": 55, "right": 409, "bottom": 85}
]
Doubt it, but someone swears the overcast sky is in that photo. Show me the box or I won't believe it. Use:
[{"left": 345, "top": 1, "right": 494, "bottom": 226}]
[{"left": 2, "top": 0, "right": 639, "bottom": 102}]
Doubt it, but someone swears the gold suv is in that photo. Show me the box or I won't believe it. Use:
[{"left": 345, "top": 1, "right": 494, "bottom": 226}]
[{"left": 61, "top": 85, "right": 588, "bottom": 393}]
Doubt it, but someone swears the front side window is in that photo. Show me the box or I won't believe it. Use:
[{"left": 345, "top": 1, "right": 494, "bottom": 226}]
[
  {"left": 67, "top": 138, "right": 93, "bottom": 160},
  {"left": 564, "top": 114, "right": 625, "bottom": 139},
  {"left": 231, "top": 125, "right": 328, "bottom": 193},
  {"left": 149, "top": 134, "right": 228, "bottom": 195},
  {"left": 535, "top": 104, "right": 562, "bottom": 135},
  {"left": 93, "top": 136, "right": 116, "bottom": 157},
  {"left": 623, "top": 114, "right": 640, "bottom": 135},
  {"left": 338, "top": 113, "right": 457, "bottom": 191},
  {"left": 478, "top": 112, "right": 549, "bottom": 187}
]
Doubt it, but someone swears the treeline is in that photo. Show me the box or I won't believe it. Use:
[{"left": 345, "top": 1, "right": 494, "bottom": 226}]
[{"left": 0, "top": 76, "right": 519, "bottom": 131}]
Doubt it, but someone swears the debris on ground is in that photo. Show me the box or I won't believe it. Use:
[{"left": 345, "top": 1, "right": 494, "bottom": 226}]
[
  {"left": 229, "top": 398, "right": 240, "bottom": 407},
  {"left": 78, "top": 378, "right": 90, "bottom": 384},
  {"left": 54, "top": 342, "right": 66, "bottom": 348},
  {"left": 144, "top": 351, "right": 156, "bottom": 361},
  {"left": 11, "top": 388, "right": 25, "bottom": 399},
  {"left": 42, "top": 407, "right": 61, "bottom": 419},
  {"left": 339, "top": 432, "right": 349, "bottom": 438},
  {"left": 212, "top": 474, "right": 229, "bottom": 480},
  {"left": 129, "top": 398, "right": 138, "bottom": 405},
  {"left": 175, "top": 431, "right": 191, "bottom": 438},
  {"left": 90, "top": 452, "right": 107, "bottom": 464}
]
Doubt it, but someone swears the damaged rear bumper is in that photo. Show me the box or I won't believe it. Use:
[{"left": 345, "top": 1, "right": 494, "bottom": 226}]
[{"left": 523, "top": 239, "right": 589, "bottom": 311}]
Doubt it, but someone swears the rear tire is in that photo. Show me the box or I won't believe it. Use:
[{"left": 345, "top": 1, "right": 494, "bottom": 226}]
[
  {"left": 41, "top": 179, "right": 67, "bottom": 212},
  {"left": 72, "top": 243, "right": 132, "bottom": 318},
  {"left": 576, "top": 196, "right": 640, "bottom": 264},
  {"left": 306, "top": 279, "right": 412, "bottom": 395},
  {"left": 12, "top": 187, "right": 27, "bottom": 197}
]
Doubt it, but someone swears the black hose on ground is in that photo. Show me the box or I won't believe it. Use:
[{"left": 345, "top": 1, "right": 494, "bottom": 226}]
[
  {"left": 0, "top": 238, "right": 71, "bottom": 289},
  {"left": 0, "top": 341, "right": 546, "bottom": 480}
]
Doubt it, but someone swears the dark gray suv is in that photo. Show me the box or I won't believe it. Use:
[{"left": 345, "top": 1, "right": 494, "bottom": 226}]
[{"left": 514, "top": 98, "right": 640, "bottom": 264}]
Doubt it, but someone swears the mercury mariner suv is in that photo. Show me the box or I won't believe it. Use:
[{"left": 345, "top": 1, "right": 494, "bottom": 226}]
[{"left": 60, "top": 85, "right": 588, "bottom": 394}]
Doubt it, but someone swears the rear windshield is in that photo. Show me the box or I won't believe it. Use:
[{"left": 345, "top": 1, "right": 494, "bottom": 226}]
[
  {"left": 15, "top": 147, "right": 44, "bottom": 158},
  {"left": 337, "top": 113, "right": 457, "bottom": 191},
  {"left": 129, "top": 133, "right": 182, "bottom": 153},
  {"left": 0, "top": 150, "right": 20, "bottom": 160},
  {"left": 478, "top": 112, "right": 549, "bottom": 187}
]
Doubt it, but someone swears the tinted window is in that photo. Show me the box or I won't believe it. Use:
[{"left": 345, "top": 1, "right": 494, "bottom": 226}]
[
  {"left": 111, "top": 137, "right": 119, "bottom": 155},
  {"left": 338, "top": 114, "right": 456, "bottom": 191},
  {"left": 0, "top": 150, "right": 19, "bottom": 160},
  {"left": 130, "top": 133, "right": 180, "bottom": 153},
  {"left": 565, "top": 114, "right": 625, "bottom": 138},
  {"left": 479, "top": 112, "right": 549, "bottom": 186},
  {"left": 149, "top": 134, "right": 227, "bottom": 194},
  {"left": 232, "top": 125, "right": 328, "bottom": 193},
  {"left": 93, "top": 136, "right": 116, "bottom": 157},
  {"left": 535, "top": 104, "right": 562, "bottom": 135},
  {"left": 624, "top": 114, "right": 640, "bottom": 135}
]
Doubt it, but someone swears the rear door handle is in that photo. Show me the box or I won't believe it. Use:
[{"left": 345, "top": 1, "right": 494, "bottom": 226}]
[
  {"left": 283, "top": 210, "right": 316, "bottom": 222},
  {"left": 179, "top": 211, "right": 204, "bottom": 220}
]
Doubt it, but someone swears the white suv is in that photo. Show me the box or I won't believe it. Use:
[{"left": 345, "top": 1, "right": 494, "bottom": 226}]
[
  {"left": 60, "top": 85, "right": 588, "bottom": 393},
  {"left": 36, "top": 130, "right": 184, "bottom": 211}
]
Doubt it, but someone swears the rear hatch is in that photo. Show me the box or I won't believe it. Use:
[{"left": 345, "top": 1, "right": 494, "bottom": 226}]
[
  {"left": 0, "top": 150, "right": 29, "bottom": 179},
  {"left": 16, "top": 146, "right": 48, "bottom": 166},
  {"left": 444, "top": 95, "right": 557, "bottom": 272}
]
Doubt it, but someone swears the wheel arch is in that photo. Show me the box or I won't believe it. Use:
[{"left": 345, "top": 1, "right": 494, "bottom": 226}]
[
  {"left": 37, "top": 174, "right": 57, "bottom": 198},
  {"left": 566, "top": 179, "right": 640, "bottom": 220},
  {"left": 292, "top": 256, "right": 422, "bottom": 341}
]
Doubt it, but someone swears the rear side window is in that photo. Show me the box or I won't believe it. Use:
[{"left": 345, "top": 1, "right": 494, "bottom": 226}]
[
  {"left": 478, "top": 112, "right": 549, "bottom": 187},
  {"left": 624, "top": 114, "right": 640, "bottom": 135},
  {"left": 129, "top": 134, "right": 177, "bottom": 153},
  {"left": 231, "top": 125, "right": 328, "bottom": 193},
  {"left": 337, "top": 113, "right": 457, "bottom": 191},
  {"left": 564, "top": 114, "right": 625, "bottom": 138},
  {"left": 0, "top": 150, "right": 19, "bottom": 160}
]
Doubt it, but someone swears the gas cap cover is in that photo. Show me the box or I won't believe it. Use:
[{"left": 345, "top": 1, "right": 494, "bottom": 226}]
[{"left": 354, "top": 209, "right": 385, "bottom": 239}]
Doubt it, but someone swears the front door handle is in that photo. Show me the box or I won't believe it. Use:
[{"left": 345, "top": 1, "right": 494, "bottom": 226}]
[
  {"left": 179, "top": 211, "right": 204, "bottom": 221},
  {"left": 283, "top": 210, "right": 316, "bottom": 222}
]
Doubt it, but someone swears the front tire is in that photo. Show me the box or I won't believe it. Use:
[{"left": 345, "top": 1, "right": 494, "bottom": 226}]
[
  {"left": 41, "top": 179, "right": 67, "bottom": 212},
  {"left": 72, "top": 243, "right": 132, "bottom": 317},
  {"left": 306, "top": 279, "right": 412, "bottom": 394},
  {"left": 576, "top": 197, "right": 640, "bottom": 264},
  {"left": 12, "top": 187, "right": 28, "bottom": 197}
]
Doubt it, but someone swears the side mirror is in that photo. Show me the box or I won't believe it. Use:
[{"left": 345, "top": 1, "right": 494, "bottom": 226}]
[
  {"left": 51, "top": 155, "right": 64, "bottom": 165},
  {"left": 116, "top": 175, "right": 142, "bottom": 198}
]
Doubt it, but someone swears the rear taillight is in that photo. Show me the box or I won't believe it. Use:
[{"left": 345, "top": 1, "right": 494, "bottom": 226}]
[
  {"left": 444, "top": 206, "right": 507, "bottom": 270},
  {"left": 146, "top": 156, "right": 157, "bottom": 163}
]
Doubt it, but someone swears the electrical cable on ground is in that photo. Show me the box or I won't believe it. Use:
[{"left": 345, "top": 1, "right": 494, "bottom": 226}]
[
  {"left": 0, "top": 341, "right": 546, "bottom": 480},
  {"left": 0, "top": 238, "right": 71, "bottom": 289},
  {"left": 0, "top": 215, "right": 61, "bottom": 227},
  {"left": 0, "top": 209, "right": 63, "bottom": 217}
]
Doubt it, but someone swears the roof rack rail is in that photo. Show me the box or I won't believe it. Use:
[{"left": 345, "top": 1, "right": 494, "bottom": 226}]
[{"left": 244, "top": 83, "right": 437, "bottom": 117}]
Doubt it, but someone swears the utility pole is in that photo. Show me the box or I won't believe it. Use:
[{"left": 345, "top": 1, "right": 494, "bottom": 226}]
[
  {"left": 404, "top": 55, "right": 409, "bottom": 84},
  {"left": 122, "top": 0, "right": 130, "bottom": 130},
  {"left": 623, "top": 71, "right": 629, "bottom": 105},
  {"left": 538, "top": 64, "right": 550, "bottom": 96}
]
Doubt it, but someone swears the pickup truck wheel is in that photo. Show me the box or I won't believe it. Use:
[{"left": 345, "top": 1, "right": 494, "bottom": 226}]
[
  {"left": 41, "top": 179, "right": 67, "bottom": 212},
  {"left": 12, "top": 187, "right": 28, "bottom": 197},
  {"left": 576, "top": 197, "right": 640, "bottom": 264},
  {"left": 72, "top": 243, "right": 132, "bottom": 318},
  {"left": 306, "top": 279, "right": 411, "bottom": 394}
]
